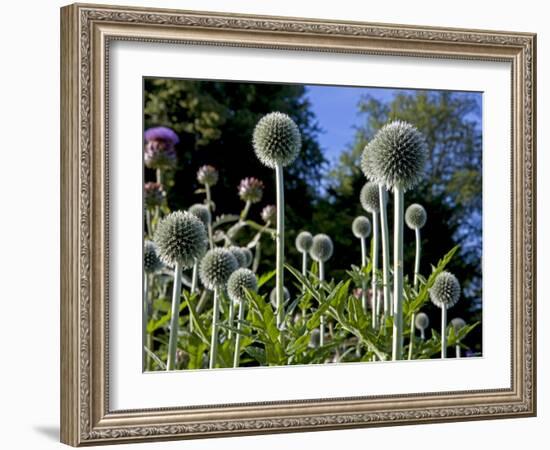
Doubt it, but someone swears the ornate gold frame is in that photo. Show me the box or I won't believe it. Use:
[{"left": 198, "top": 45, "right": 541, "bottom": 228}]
[{"left": 60, "top": 3, "right": 536, "bottom": 446}]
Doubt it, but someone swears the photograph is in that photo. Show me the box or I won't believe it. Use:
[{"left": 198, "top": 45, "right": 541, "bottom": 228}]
[{"left": 142, "top": 78, "right": 483, "bottom": 371}]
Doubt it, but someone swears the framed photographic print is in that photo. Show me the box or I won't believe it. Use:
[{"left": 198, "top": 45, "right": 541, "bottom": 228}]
[{"left": 60, "top": 3, "right": 537, "bottom": 446}]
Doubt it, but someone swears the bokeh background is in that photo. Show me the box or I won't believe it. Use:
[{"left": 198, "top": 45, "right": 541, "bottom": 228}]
[{"left": 144, "top": 78, "right": 482, "bottom": 355}]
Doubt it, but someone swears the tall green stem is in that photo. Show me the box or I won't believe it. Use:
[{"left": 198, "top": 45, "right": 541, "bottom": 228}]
[
  {"left": 319, "top": 261, "right": 325, "bottom": 347},
  {"left": 227, "top": 299, "right": 234, "bottom": 340},
  {"left": 233, "top": 300, "right": 245, "bottom": 368},
  {"left": 372, "top": 213, "right": 380, "bottom": 329},
  {"left": 301, "top": 251, "right": 308, "bottom": 291},
  {"left": 189, "top": 260, "right": 199, "bottom": 333},
  {"left": 209, "top": 289, "right": 220, "bottom": 369},
  {"left": 360, "top": 237, "right": 367, "bottom": 313},
  {"left": 143, "top": 274, "right": 149, "bottom": 371},
  {"left": 205, "top": 184, "right": 214, "bottom": 249},
  {"left": 275, "top": 164, "right": 285, "bottom": 328},
  {"left": 378, "top": 186, "right": 391, "bottom": 317},
  {"left": 156, "top": 168, "right": 162, "bottom": 185},
  {"left": 456, "top": 343, "right": 461, "bottom": 358},
  {"left": 392, "top": 185, "right": 404, "bottom": 361},
  {"left": 408, "top": 227, "right": 422, "bottom": 360},
  {"left": 441, "top": 305, "right": 447, "bottom": 359},
  {"left": 167, "top": 262, "right": 183, "bottom": 370}
]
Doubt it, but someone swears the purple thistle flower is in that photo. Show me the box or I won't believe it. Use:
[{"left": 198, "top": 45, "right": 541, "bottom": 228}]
[
  {"left": 144, "top": 182, "right": 165, "bottom": 209},
  {"left": 144, "top": 126, "right": 179, "bottom": 170},
  {"left": 197, "top": 165, "right": 219, "bottom": 186},
  {"left": 261, "top": 204, "right": 276, "bottom": 224},
  {"left": 238, "top": 177, "right": 264, "bottom": 204}
]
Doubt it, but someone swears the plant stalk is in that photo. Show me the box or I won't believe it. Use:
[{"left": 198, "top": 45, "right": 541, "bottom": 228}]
[
  {"left": 209, "top": 289, "right": 220, "bottom": 369},
  {"left": 167, "top": 261, "right": 183, "bottom": 370},
  {"left": 189, "top": 260, "right": 199, "bottom": 333},
  {"left": 319, "top": 261, "right": 325, "bottom": 347},
  {"left": 143, "top": 273, "right": 149, "bottom": 371},
  {"left": 392, "top": 185, "right": 404, "bottom": 361},
  {"left": 233, "top": 300, "right": 246, "bottom": 368},
  {"left": 372, "top": 213, "right": 380, "bottom": 328},
  {"left": 360, "top": 237, "right": 367, "bottom": 313},
  {"left": 378, "top": 186, "right": 391, "bottom": 316},
  {"left": 301, "top": 251, "right": 308, "bottom": 291},
  {"left": 441, "top": 305, "right": 447, "bottom": 359},
  {"left": 156, "top": 168, "right": 162, "bottom": 185},
  {"left": 408, "top": 227, "right": 422, "bottom": 360},
  {"left": 456, "top": 343, "right": 461, "bottom": 358},
  {"left": 275, "top": 164, "right": 285, "bottom": 328},
  {"left": 227, "top": 299, "right": 234, "bottom": 340},
  {"left": 205, "top": 184, "right": 214, "bottom": 249}
]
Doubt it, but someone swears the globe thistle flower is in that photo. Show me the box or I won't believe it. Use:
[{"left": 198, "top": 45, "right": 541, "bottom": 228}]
[
  {"left": 269, "top": 286, "right": 290, "bottom": 308},
  {"left": 227, "top": 268, "right": 258, "bottom": 368},
  {"left": 227, "top": 268, "right": 258, "bottom": 304},
  {"left": 252, "top": 112, "right": 301, "bottom": 169},
  {"left": 144, "top": 240, "right": 163, "bottom": 273},
  {"left": 295, "top": 231, "right": 313, "bottom": 253},
  {"left": 360, "top": 182, "right": 381, "bottom": 213},
  {"left": 405, "top": 203, "right": 427, "bottom": 230},
  {"left": 144, "top": 182, "right": 165, "bottom": 209},
  {"left": 361, "top": 121, "right": 427, "bottom": 192},
  {"left": 228, "top": 246, "right": 247, "bottom": 268},
  {"left": 430, "top": 271, "right": 461, "bottom": 359},
  {"left": 429, "top": 271, "right": 461, "bottom": 309},
  {"left": 451, "top": 317, "right": 467, "bottom": 358},
  {"left": 352, "top": 216, "right": 371, "bottom": 239},
  {"left": 415, "top": 312, "right": 430, "bottom": 335},
  {"left": 240, "top": 247, "right": 253, "bottom": 268},
  {"left": 261, "top": 204, "right": 277, "bottom": 224},
  {"left": 309, "top": 328, "right": 321, "bottom": 348},
  {"left": 199, "top": 248, "right": 238, "bottom": 291},
  {"left": 196, "top": 165, "right": 219, "bottom": 187},
  {"left": 238, "top": 177, "right": 264, "bottom": 204},
  {"left": 188, "top": 203, "right": 211, "bottom": 229},
  {"left": 154, "top": 211, "right": 208, "bottom": 269},
  {"left": 310, "top": 234, "right": 334, "bottom": 263},
  {"left": 144, "top": 126, "right": 179, "bottom": 170},
  {"left": 199, "top": 248, "right": 238, "bottom": 369}
]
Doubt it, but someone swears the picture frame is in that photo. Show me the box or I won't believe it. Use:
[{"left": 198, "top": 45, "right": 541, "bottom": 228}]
[{"left": 60, "top": 2, "right": 536, "bottom": 446}]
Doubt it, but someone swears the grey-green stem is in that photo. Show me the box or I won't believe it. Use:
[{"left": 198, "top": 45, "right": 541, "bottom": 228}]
[
  {"left": 378, "top": 186, "right": 391, "bottom": 317},
  {"left": 441, "top": 305, "right": 447, "bottom": 358},
  {"left": 167, "top": 261, "right": 183, "bottom": 370},
  {"left": 143, "top": 274, "right": 149, "bottom": 371},
  {"left": 392, "top": 185, "right": 404, "bottom": 361},
  {"left": 233, "top": 300, "right": 246, "bottom": 368},
  {"left": 275, "top": 164, "right": 285, "bottom": 328},
  {"left": 209, "top": 289, "right": 220, "bottom": 369},
  {"left": 360, "top": 237, "right": 368, "bottom": 313},
  {"left": 456, "top": 343, "right": 461, "bottom": 358},
  {"left": 408, "top": 227, "right": 422, "bottom": 360},
  {"left": 301, "top": 251, "right": 308, "bottom": 291},
  {"left": 319, "top": 261, "right": 326, "bottom": 347},
  {"left": 227, "top": 299, "right": 234, "bottom": 340},
  {"left": 372, "top": 213, "right": 380, "bottom": 329},
  {"left": 189, "top": 260, "right": 199, "bottom": 333},
  {"left": 205, "top": 184, "right": 214, "bottom": 249}
]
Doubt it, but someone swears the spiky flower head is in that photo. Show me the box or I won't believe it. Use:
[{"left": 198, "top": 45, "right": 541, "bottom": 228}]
[
  {"left": 252, "top": 112, "right": 301, "bottom": 168},
  {"left": 269, "top": 286, "right": 290, "bottom": 308},
  {"left": 228, "top": 246, "right": 247, "bottom": 268},
  {"left": 154, "top": 211, "right": 207, "bottom": 268},
  {"left": 188, "top": 203, "right": 211, "bottom": 228},
  {"left": 227, "top": 268, "right": 258, "bottom": 303},
  {"left": 144, "top": 126, "right": 179, "bottom": 170},
  {"left": 429, "top": 271, "right": 461, "bottom": 309},
  {"left": 310, "top": 234, "right": 334, "bottom": 263},
  {"left": 261, "top": 204, "right": 277, "bottom": 224},
  {"left": 352, "top": 216, "right": 371, "bottom": 239},
  {"left": 414, "top": 312, "right": 430, "bottom": 331},
  {"left": 361, "top": 120, "right": 427, "bottom": 191},
  {"left": 144, "top": 182, "right": 165, "bottom": 209},
  {"left": 240, "top": 247, "right": 253, "bottom": 268},
  {"left": 405, "top": 203, "right": 427, "bottom": 230},
  {"left": 199, "top": 248, "right": 239, "bottom": 290},
  {"left": 450, "top": 317, "right": 467, "bottom": 333},
  {"left": 309, "top": 328, "right": 321, "bottom": 348},
  {"left": 196, "top": 165, "right": 219, "bottom": 186},
  {"left": 238, "top": 177, "right": 264, "bottom": 204},
  {"left": 144, "top": 240, "right": 163, "bottom": 273},
  {"left": 360, "top": 182, "right": 381, "bottom": 213},
  {"left": 295, "top": 231, "right": 313, "bottom": 253}
]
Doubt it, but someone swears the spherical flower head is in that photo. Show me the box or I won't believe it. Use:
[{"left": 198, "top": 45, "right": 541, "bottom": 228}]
[
  {"left": 261, "top": 204, "right": 277, "bottom": 224},
  {"left": 450, "top": 317, "right": 467, "bottom": 333},
  {"left": 144, "top": 142, "right": 177, "bottom": 170},
  {"left": 240, "top": 247, "right": 253, "bottom": 268},
  {"left": 154, "top": 211, "right": 207, "bottom": 268},
  {"left": 269, "top": 286, "right": 290, "bottom": 308},
  {"left": 238, "top": 177, "right": 264, "bottom": 204},
  {"left": 199, "top": 248, "right": 238, "bottom": 290},
  {"left": 352, "top": 216, "right": 371, "bottom": 239},
  {"left": 144, "top": 182, "right": 165, "bottom": 209},
  {"left": 405, "top": 203, "right": 427, "bottom": 230},
  {"left": 252, "top": 112, "right": 301, "bottom": 168},
  {"left": 414, "top": 312, "right": 430, "bottom": 331},
  {"left": 429, "top": 271, "right": 461, "bottom": 309},
  {"left": 361, "top": 120, "right": 427, "bottom": 191},
  {"left": 360, "top": 182, "right": 381, "bottom": 213},
  {"left": 295, "top": 231, "right": 313, "bottom": 253},
  {"left": 309, "top": 328, "right": 321, "bottom": 348},
  {"left": 144, "top": 240, "right": 163, "bottom": 273},
  {"left": 144, "top": 126, "right": 180, "bottom": 147},
  {"left": 310, "top": 234, "right": 334, "bottom": 263},
  {"left": 196, "top": 165, "right": 219, "bottom": 186},
  {"left": 228, "top": 246, "right": 247, "bottom": 268},
  {"left": 188, "top": 203, "right": 211, "bottom": 228},
  {"left": 227, "top": 268, "right": 258, "bottom": 303}
]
